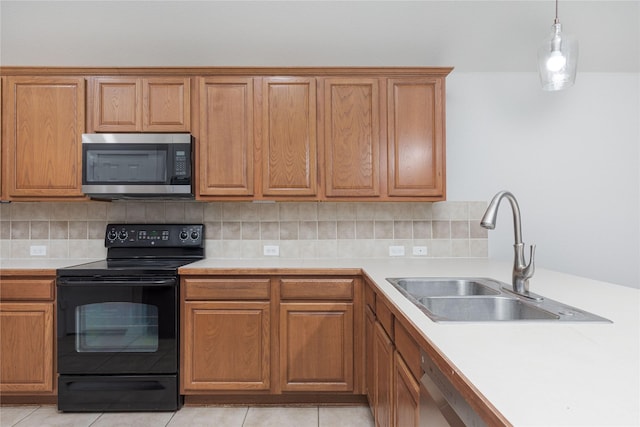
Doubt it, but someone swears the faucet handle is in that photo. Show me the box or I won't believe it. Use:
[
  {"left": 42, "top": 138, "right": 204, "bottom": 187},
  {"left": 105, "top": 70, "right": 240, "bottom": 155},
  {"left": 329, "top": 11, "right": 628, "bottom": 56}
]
[{"left": 525, "top": 244, "right": 536, "bottom": 277}]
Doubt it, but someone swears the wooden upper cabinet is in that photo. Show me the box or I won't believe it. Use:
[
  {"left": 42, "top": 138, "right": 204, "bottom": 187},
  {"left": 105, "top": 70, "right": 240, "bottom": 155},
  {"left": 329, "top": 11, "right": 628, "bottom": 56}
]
[
  {"left": 91, "top": 77, "right": 140, "bottom": 131},
  {"left": 1, "top": 67, "right": 450, "bottom": 202},
  {"left": 387, "top": 77, "right": 445, "bottom": 198},
  {"left": 198, "top": 77, "right": 254, "bottom": 196},
  {"left": 324, "top": 78, "right": 380, "bottom": 198},
  {"left": 143, "top": 77, "right": 191, "bottom": 131},
  {"left": 3, "top": 76, "right": 85, "bottom": 199},
  {"left": 261, "top": 77, "right": 317, "bottom": 197},
  {"left": 90, "top": 76, "right": 190, "bottom": 132}
]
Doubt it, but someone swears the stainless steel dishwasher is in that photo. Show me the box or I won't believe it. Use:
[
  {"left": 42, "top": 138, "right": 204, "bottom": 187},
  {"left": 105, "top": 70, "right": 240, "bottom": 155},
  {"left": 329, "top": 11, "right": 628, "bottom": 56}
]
[{"left": 420, "top": 350, "right": 486, "bottom": 427}]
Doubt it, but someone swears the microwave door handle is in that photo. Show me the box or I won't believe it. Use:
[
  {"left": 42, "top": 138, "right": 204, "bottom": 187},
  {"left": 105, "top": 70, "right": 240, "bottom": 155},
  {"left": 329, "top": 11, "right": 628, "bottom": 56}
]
[{"left": 57, "top": 278, "right": 177, "bottom": 287}]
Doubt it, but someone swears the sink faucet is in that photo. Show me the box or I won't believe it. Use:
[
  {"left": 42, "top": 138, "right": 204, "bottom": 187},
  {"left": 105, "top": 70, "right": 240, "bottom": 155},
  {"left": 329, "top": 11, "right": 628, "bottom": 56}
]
[{"left": 481, "top": 191, "right": 539, "bottom": 299}]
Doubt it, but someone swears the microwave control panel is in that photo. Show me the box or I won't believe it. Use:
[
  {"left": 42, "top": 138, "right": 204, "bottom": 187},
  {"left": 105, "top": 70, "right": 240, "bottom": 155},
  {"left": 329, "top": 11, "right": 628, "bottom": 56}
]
[{"left": 174, "top": 150, "right": 188, "bottom": 176}]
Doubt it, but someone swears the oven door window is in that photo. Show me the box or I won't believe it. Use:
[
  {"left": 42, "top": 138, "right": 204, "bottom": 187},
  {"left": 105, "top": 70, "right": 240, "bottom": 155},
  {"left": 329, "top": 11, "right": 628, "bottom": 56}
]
[{"left": 76, "top": 302, "right": 159, "bottom": 352}]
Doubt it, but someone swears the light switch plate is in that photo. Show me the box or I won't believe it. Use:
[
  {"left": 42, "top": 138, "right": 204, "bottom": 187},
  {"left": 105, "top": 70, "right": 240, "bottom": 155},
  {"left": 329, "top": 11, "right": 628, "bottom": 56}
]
[
  {"left": 263, "top": 245, "right": 280, "bottom": 256},
  {"left": 389, "top": 246, "right": 405, "bottom": 256},
  {"left": 30, "top": 245, "right": 47, "bottom": 256}
]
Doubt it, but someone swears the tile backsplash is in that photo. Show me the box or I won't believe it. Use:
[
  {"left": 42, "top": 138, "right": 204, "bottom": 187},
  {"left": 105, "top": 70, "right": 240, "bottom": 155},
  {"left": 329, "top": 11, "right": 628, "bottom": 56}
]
[{"left": 0, "top": 201, "right": 488, "bottom": 260}]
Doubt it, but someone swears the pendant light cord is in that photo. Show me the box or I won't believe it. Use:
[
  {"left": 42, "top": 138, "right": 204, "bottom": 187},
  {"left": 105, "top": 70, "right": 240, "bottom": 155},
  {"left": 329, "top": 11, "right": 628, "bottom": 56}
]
[{"left": 554, "top": 0, "right": 560, "bottom": 24}]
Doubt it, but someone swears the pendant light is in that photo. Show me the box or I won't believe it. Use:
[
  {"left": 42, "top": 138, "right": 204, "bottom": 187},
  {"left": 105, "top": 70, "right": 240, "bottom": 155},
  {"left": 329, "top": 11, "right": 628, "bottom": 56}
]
[{"left": 537, "top": 0, "right": 578, "bottom": 91}]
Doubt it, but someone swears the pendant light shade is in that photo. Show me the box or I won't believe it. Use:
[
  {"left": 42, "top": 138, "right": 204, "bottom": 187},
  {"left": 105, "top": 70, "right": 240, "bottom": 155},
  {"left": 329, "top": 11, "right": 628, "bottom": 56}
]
[{"left": 537, "top": 0, "right": 578, "bottom": 91}]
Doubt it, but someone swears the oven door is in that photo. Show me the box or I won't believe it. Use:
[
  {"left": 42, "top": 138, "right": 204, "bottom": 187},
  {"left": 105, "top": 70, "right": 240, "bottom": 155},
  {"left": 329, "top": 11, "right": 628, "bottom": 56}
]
[{"left": 57, "top": 277, "right": 178, "bottom": 375}]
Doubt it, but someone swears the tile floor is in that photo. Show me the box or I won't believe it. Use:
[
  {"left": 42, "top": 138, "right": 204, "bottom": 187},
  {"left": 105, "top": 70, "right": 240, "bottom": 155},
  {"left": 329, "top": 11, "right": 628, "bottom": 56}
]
[{"left": 0, "top": 404, "right": 374, "bottom": 427}]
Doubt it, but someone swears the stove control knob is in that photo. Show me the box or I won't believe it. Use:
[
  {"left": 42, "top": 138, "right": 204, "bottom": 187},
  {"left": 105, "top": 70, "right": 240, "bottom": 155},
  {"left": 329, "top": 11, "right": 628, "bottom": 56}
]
[
  {"left": 107, "top": 229, "right": 117, "bottom": 241},
  {"left": 118, "top": 230, "right": 128, "bottom": 240},
  {"left": 180, "top": 230, "right": 189, "bottom": 240},
  {"left": 190, "top": 230, "right": 200, "bottom": 240}
]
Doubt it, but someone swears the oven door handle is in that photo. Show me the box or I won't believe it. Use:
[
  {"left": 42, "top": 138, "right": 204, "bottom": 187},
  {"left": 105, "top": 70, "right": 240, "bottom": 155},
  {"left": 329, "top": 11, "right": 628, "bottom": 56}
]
[{"left": 57, "top": 278, "right": 177, "bottom": 287}]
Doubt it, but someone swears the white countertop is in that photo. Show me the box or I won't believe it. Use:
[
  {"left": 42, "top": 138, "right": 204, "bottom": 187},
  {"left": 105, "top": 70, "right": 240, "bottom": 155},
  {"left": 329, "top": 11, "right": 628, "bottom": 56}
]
[
  {"left": 3, "top": 257, "right": 638, "bottom": 426},
  {"left": 181, "top": 257, "right": 640, "bottom": 426},
  {"left": 0, "top": 259, "right": 100, "bottom": 271}
]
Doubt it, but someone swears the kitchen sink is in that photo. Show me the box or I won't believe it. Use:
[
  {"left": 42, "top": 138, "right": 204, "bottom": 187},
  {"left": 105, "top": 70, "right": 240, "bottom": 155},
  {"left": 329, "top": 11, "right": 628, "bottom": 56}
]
[
  {"left": 418, "top": 296, "right": 558, "bottom": 321},
  {"left": 386, "top": 277, "right": 612, "bottom": 323},
  {"left": 386, "top": 277, "right": 500, "bottom": 297}
]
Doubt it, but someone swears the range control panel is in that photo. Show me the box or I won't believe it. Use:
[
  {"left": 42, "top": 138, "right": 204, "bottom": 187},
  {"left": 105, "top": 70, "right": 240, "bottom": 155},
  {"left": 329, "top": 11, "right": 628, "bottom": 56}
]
[{"left": 105, "top": 224, "right": 204, "bottom": 247}]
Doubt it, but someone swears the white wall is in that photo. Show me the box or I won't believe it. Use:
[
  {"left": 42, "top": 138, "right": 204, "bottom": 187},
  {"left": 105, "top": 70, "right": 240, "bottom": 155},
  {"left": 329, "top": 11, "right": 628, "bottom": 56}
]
[
  {"left": 1, "top": 1, "right": 639, "bottom": 288},
  {"left": 446, "top": 71, "right": 640, "bottom": 288}
]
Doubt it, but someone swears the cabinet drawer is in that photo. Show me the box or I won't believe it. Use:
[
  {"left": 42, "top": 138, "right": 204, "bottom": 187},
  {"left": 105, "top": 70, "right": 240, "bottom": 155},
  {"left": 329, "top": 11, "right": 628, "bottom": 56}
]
[
  {"left": 280, "top": 278, "right": 354, "bottom": 300},
  {"left": 183, "top": 278, "right": 270, "bottom": 300},
  {"left": 394, "top": 320, "right": 421, "bottom": 380},
  {"left": 376, "top": 298, "right": 394, "bottom": 338},
  {"left": 364, "top": 281, "right": 376, "bottom": 310},
  {"left": 0, "top": 279, "right": 55, "bottom": 301}
]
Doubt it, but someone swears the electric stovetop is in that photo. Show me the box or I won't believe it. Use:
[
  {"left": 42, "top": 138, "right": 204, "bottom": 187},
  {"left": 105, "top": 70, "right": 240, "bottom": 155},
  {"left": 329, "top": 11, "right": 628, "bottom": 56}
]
[{"left": 57, "top": 223, "right": 205, "bottom": 277}]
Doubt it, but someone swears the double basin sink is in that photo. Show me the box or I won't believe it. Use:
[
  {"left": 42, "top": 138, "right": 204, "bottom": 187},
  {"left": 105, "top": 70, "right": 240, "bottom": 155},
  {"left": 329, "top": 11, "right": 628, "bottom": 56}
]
[{"left": 386, "top": 277, "right": 611, "bottom": 322}]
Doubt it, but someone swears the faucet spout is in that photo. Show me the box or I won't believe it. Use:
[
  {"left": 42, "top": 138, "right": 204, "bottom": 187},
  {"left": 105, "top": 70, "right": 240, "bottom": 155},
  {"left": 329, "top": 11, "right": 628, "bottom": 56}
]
[
  {"left": 480, "top": 190, "right": 524, "bottom": 245},
  {"left": 481, "top": 191, "right": 539, "bottom": 298}
]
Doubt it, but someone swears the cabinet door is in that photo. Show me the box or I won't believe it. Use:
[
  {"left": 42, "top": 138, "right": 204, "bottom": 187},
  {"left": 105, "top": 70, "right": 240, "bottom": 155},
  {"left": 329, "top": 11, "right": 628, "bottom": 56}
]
[
  {"left": 1, "top": 77, "right": 3, "bottom": 199},
  {"left": 198, "top": 77, "right": 254, "bottom": 196},
  {"left": 143, "top": 77, "right": 191, "bottom": 131},
  {"left": 4, "top": 76, "right": 85, "bottom": 199},
  {"left": 387, "top": 77, "right": 445, "bottom": 198},
  {"left": 374, "top": 321, "right": 394, "bottom": 427},
  {"left": 262, "top": 77, "right": 317, "bottom": 197},
  {"left": 365, "top": 305, "right": 376, "bottom": 413},
  {"left": 324, "top": 78, "right": 380, "bottom": 197},
  {"left": 0, "top": 303, "right": 54, "bottom": 393},
  {"left": 394, "top": 352, "right": 420, "bottom": 427},
  {"left": 91, "top": 77, "right": 142, "bottom": 131},
  {"left": 280, "top": 302, "right": 353, "bottom": 392},
  {"left": 182, "top": 301, "right": 270, "bottom": 392}
]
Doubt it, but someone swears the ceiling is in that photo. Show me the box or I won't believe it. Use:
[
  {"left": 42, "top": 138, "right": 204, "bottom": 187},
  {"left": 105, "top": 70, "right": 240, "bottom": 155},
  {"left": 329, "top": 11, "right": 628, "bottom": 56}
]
[{"left": 0, "top": 1, "right": 638, "bottom": 72}]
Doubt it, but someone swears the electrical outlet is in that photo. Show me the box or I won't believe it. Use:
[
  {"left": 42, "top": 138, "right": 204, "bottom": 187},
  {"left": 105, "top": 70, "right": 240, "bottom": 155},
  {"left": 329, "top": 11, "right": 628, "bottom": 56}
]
[
  {"left": 263, "top": 245, "right": 280, "bottom": 256},
  {"left": 412, "top": 246, "right": 428, "bottom": 256},
  {"left": 389, "top": 245, "right": 405, "bottom": 257},
  {"left": 30, "top": 245, "right": 47, "bottom": 256}
]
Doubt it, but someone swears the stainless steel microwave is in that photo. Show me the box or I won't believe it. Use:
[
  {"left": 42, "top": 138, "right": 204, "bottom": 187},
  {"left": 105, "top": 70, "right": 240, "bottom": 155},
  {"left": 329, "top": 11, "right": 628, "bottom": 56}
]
[{"left": 82, "top": 133, "right": 193, "bottom": 200}]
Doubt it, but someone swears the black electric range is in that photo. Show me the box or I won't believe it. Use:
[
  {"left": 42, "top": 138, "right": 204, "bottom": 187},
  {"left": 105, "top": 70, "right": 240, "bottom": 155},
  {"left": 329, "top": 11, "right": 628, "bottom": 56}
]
[{"left": 56, "top": 223, "right": 204, "bottom": 412}]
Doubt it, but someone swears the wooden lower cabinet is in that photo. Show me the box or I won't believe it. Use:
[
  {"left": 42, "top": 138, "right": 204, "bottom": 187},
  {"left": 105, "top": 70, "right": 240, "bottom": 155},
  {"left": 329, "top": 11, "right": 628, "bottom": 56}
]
[
  {"left": 278, "top": 277, "right": 360, "bottom": 394},
  {"left": 0, "top": 276, "right": 55, "bottom": 394},
  {"left": 374, "top": 321, "right": 394, "bottom": 427},
  {"left": 181, "top": 277, "right": 271, "bottom": 393},
  {"left": 180, "top": 274, "right": 363, "bottom": 398},
  {"left": 365, "top": 305, "right": 376, "bottom": 411},
  {"left": 182, "top": 300, "right": 270, "bottom": 392},
  {"left": 368, "top": 281, "right": 422, "bottom": 427},
  {"left": 394, "top": 352, "right": 420, "bottom": 427},
  {"left": 280, "top": 302, "right": 354, "bottom": 392}
]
